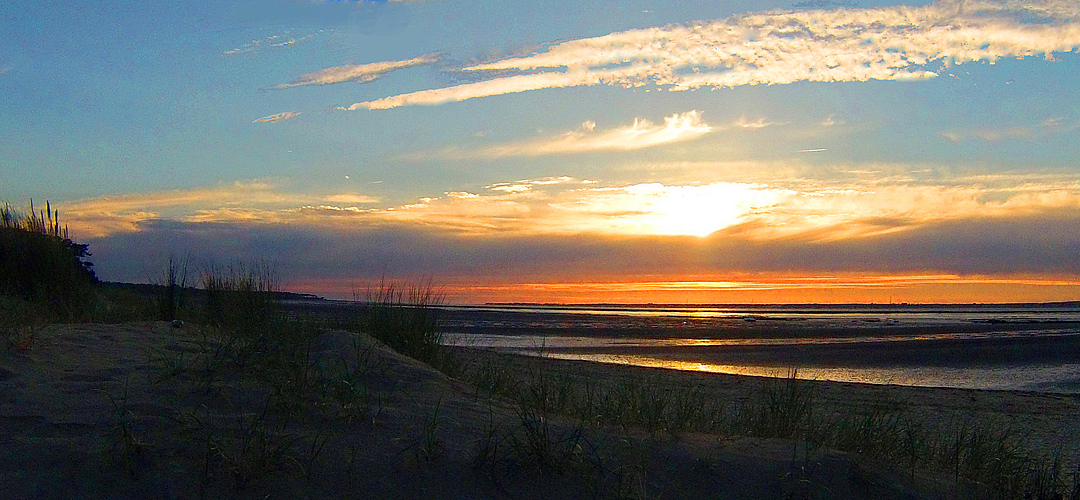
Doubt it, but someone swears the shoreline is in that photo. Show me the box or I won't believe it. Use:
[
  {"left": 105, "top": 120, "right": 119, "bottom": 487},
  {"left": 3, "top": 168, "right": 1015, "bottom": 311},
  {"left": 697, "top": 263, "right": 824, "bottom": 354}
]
[{"left": 453, "top": 346, "right": 1080, "bottom": 472}]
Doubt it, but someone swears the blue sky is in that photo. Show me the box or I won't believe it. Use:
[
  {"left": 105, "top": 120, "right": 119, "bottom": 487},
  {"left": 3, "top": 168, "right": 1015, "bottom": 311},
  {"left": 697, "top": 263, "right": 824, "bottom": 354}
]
[{"left": 4, "top": 0, "right": 1080, "bottom": 303}]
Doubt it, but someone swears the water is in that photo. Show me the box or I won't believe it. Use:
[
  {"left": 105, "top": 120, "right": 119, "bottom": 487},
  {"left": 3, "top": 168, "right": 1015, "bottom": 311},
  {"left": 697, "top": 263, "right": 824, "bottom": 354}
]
[{"left": 440, "top": 304, "right": 1080, "bottom": 393}]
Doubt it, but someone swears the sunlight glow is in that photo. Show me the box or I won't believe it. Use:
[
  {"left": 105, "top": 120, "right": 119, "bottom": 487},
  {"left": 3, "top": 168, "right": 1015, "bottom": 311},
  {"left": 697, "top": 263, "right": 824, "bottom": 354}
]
[{"left": 556, "top": 182, "right": 781, "bottom": 236}]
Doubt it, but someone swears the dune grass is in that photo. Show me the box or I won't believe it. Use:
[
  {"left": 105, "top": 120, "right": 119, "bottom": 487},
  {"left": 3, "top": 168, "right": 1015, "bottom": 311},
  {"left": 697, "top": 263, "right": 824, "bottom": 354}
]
[
  {"left": 155, "top": 253, "right": 192, "bottom": 322},
  {"left": 0, "top": 201, "right": 165, "bottom": 348},
  {"left": 453, "top": 354, "right": 1080, "bottom": 499},
  {"left": 347, "top": 280, "right": 456, "bottom": 373},
  {"left": 0, "top": 295, "right": 48, "bottom": 352},
  {"left": 146, "top": 262, "right": 358, "bottom": 492},
  {"left": 0, "top": 201, "right": 98, "bottom": 322}
]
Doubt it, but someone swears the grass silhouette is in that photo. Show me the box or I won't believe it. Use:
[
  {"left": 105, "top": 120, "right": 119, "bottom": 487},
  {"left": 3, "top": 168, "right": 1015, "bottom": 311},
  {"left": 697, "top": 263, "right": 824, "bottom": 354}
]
[{"left": 0, "top": 201, "right": 97, "bottom": 320}]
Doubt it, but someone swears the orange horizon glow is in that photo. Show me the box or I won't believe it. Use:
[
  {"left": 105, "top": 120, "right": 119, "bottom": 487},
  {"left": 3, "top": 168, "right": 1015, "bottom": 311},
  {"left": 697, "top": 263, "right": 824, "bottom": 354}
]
[{"left": 286, "top": 274, "right": 1080, "bottom": 305}]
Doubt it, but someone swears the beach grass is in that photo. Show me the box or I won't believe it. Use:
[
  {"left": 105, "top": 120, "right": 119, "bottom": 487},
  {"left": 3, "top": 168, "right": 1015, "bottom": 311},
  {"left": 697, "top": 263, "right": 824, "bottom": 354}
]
[
  {"left": 0, "top": 201, "right": 98, "bottom": 323},
  {"left": 347, "top": 280, "right": 459, "bottom": 373},
  {"left": 451, "top": 350, "right": 1080, "bottom": 499},
  {"left": 155, "top": 253, "right": 193, "bottom": 322}
]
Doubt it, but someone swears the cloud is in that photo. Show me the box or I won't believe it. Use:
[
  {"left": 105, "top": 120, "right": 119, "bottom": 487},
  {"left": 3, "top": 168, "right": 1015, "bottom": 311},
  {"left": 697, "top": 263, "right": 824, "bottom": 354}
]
[
  {"left": 941, "top": 117, "right": 1078, "bottom": 142},
  {"left": 69, "top": 169, "right": 1080, "bottom": 301},
  {"left": 820, "top": 115, "right": 845, "bottom": 127},
  {"left": 272, "top": 52, "right": 438, "bottom": 90},
  {"left": 471, "top": 110, "right": 712, "bottom": 157},
  {"left": 406, "top": 112, "right": 780, "bottom": 160},
  {"left": 342, "top": 71, "right": 597, "bottom": 110},
  {"left": 731, "top": 117, "right": 779, "bottom": 129},
  {"left": 324, "top": 194, "right": 380, "bottom": 204},
  {"left": 349, "top": 173, "right": 1080, "bottom": 240},
  {"left": 487, "top": 176, "right": 579, "bottom": 193},
  {"left": 253, "top": 111, "right": 303, "bottom": 123},
  {"left": 60, "top": 169, "right": 1080, "bottom": 249},
  {"left": 85, "top": 210, "right": 1080, "bottom": 304},
  {"left": 59, "top": 180, "right": 379, "bottom": 237},
  {"left": 343, "top": 0, "right": 1080, "bottom": 109}
]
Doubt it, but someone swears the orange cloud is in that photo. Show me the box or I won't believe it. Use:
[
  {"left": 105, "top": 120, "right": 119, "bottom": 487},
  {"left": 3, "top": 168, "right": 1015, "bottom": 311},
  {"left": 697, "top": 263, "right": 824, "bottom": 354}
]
[{"left": 60, "top": 180, "right": 380, "bottom": 237}]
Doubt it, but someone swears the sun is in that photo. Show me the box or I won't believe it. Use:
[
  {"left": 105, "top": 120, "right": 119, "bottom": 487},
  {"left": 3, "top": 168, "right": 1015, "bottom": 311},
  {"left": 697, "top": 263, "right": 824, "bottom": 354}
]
[{"left": 613, "top": 182, "right": 779, "bottom": 237}]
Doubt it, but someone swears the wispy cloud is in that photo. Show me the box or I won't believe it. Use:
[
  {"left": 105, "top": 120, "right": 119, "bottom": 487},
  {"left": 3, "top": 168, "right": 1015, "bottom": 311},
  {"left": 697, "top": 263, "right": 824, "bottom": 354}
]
[
  {"left": 88, "top": 204, "right": 1080, "bottom": 303},
  {"left": 343, "top": 0, "right": 1080, "bottom": 109},
  {"left": 77, "top": 170, "right": 1080, "bottom": 299},
  {"left": 408, "top": 111, "right": 780, "bottom": 160},
  {"left": 820, "top": 115, "right": 845, "bottom": 127},
  {"left": 941, "top": 117, "right": 1077, "bottom": 142},
  {"left": 487, "top": 176, "right": 582, "bottom": 194},
  {"left": 472, "top": 110, "right": 711, "bottom": 157},
  {"left": 272, "top": 52, "right": 439, "bottom": 90},
  {"left": 343, "top": 71, "right": 592, "bottom": 110},
  {"left": 253, "top": 111, "right": 302, "bottom": 123},
  {"left": 731, "top": 116, "right": 780, "bottom": 129},
  {"left": 330, "top": 170, "right": 1080, "bottom": 239}
]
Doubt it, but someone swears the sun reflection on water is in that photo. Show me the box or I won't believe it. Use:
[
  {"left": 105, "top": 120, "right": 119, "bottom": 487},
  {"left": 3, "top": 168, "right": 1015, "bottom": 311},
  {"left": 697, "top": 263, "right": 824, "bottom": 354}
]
[{"left": 534, "top": 353, "right": 1080, "bottom": 393}]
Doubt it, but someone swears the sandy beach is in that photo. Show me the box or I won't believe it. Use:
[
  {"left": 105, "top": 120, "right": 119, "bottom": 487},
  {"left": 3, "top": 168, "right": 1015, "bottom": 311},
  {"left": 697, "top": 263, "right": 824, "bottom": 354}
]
[{"left": 3, "top": 321, "right": 1079, "bottom": 498}]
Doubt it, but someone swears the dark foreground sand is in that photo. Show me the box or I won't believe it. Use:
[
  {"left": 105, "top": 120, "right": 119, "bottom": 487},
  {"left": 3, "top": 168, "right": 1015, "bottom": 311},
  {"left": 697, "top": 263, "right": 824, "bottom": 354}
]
[{"left": 2, "top": 322, "right": 1078, "bottom": 499}]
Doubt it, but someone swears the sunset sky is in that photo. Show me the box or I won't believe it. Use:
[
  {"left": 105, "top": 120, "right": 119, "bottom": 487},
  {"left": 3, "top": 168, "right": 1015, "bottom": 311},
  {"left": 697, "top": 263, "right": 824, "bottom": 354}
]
[{"left": 4, "top": 0, "right": 1080, "bottom": 303}]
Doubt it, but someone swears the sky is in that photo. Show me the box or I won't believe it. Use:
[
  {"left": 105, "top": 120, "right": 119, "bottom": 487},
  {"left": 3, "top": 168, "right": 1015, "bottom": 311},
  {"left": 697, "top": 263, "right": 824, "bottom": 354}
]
[{"left": 3, "top": 0, "right": 1080, "bottom": 304}]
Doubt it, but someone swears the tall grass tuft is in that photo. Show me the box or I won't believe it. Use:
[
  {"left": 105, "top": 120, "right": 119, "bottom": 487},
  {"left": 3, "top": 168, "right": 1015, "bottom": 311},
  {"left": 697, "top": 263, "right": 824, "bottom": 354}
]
[
  {"left": 201, "top": 260, "right": 282, "bottom": 337},
  {"left": 155, "top": 254, "right": 192, "bottom": 322},
  {"left": 737, "top": 369, "right": 817, "bottom": 440},
  {"left": 0, "top": 201, "right": 98, "bottom": 319},
  {"left": 352, "top": 281, "right": 451, "bottom": 371}
]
